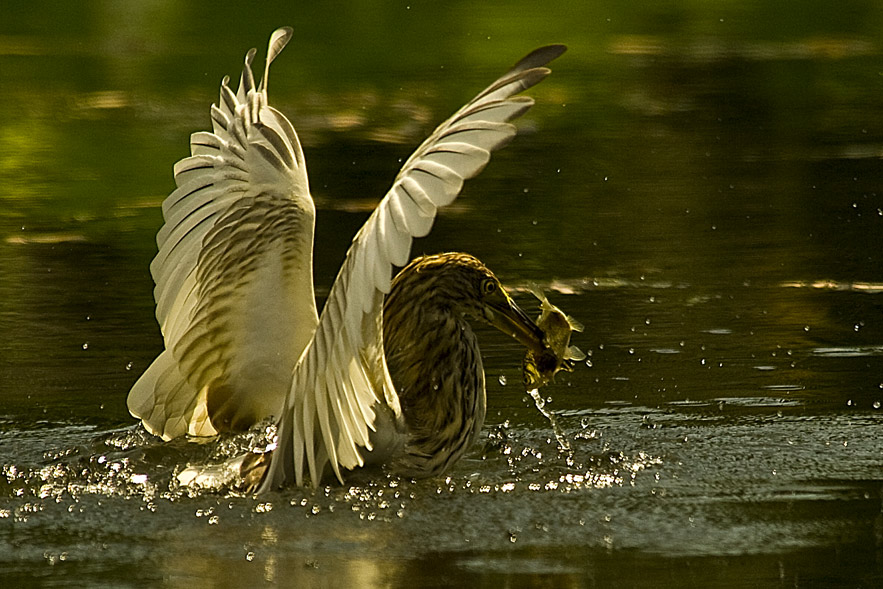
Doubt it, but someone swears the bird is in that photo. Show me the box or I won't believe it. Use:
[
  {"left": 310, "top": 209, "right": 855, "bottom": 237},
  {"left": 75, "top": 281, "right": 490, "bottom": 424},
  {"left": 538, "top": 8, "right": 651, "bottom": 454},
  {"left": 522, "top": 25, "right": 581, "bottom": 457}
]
[
  {"left": 127, "top": 27, "right": 567, "bottom": 489},
  {"left": 251, "top": 252, "right": 550, "bottom": 491}
]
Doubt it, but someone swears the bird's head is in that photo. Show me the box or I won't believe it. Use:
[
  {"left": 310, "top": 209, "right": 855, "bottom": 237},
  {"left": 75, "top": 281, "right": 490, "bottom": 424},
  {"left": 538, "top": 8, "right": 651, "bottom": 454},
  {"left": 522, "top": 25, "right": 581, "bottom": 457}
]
[{"left": 401, "top": 253, "right": 547, "bottom": 355}]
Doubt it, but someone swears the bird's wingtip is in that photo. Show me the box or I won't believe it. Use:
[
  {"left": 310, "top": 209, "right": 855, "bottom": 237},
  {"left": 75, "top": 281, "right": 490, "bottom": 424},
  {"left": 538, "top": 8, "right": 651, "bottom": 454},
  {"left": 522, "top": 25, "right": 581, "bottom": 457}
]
[{"left": 512, "top": 43, "right": 568, "bottom": 72}]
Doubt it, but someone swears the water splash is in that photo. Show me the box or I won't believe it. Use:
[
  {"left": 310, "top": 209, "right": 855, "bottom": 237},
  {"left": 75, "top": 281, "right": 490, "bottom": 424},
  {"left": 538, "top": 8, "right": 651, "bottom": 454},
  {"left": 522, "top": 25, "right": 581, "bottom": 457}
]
[{"left": 526, "top": 387, "right": 572, "bottom": 458}]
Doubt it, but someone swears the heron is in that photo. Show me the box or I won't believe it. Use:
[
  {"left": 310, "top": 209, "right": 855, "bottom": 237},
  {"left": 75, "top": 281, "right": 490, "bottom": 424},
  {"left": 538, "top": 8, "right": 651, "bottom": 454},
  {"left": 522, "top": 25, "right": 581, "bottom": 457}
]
[{"left": 127, "top": 27, "right": 567, "bottom": 489}]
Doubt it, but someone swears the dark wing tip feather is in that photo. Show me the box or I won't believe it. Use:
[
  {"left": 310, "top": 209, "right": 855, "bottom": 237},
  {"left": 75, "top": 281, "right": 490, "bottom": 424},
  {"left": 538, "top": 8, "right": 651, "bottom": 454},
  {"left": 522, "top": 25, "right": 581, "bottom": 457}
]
[{"left": 511, "top": 44, "right": 567, "bottom": 73}]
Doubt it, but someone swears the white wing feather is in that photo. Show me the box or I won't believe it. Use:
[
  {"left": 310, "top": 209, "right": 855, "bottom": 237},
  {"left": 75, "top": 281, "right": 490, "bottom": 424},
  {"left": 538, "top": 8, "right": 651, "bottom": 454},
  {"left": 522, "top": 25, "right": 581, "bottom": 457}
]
[
  {"left": 261, "top": 44, "right": 567, "bottom": 490},
  {"left": 128, "top": 27, "right": 319, "bottom": 440}
]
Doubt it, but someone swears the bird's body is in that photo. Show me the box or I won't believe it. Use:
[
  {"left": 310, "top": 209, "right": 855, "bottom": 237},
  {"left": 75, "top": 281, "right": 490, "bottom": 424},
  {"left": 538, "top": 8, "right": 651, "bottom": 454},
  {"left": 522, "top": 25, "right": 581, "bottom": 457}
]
[
  {"left": 385, "top": 254, "right": 514, "bottom": 477},
  {"left": 225, "top": 253, "right": 547, "bottom": 491},
  {"left": 129, "top": 27, "right": 567, "bottom": 490}
]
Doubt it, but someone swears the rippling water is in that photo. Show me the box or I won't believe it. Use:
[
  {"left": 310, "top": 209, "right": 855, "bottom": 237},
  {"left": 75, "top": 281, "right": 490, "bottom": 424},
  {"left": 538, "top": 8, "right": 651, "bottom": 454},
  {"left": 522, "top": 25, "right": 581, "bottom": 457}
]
[{"left": 3, "top": 2, "right": 883, "bottom": 587}]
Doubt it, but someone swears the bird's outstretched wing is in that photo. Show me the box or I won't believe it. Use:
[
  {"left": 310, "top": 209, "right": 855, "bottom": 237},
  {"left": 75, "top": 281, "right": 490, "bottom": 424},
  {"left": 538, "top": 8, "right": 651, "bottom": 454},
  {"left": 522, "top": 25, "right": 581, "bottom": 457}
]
[
  {"left": 128, "top": 27, "right": 320, "bottom": 440},
  {"left": 261, "top": 44, "right": 567, "bottom": 490}
]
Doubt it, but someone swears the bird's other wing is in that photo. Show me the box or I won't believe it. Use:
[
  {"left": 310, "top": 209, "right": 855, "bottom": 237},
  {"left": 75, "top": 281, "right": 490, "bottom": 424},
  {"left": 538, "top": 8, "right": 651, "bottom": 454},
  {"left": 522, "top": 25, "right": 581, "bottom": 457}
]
[
  {"left": 128, "top": 27, "right": 320, "bottom": 440},
  {"left": 260, "top": 44, "right": 567, "bottom": 490}
]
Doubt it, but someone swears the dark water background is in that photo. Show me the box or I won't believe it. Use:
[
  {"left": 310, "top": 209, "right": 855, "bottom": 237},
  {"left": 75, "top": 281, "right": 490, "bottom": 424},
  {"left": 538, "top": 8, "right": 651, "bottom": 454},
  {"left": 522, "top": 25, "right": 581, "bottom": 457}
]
[{"left": 2, "top": 2, "right": 883, "bottom": 587}]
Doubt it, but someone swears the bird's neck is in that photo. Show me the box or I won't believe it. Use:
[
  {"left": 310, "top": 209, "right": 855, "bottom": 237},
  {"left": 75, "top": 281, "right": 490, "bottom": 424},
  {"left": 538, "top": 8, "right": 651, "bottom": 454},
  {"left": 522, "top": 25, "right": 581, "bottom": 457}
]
[{"left": 382, "top": 292, "right": 487, "bottom": 477}]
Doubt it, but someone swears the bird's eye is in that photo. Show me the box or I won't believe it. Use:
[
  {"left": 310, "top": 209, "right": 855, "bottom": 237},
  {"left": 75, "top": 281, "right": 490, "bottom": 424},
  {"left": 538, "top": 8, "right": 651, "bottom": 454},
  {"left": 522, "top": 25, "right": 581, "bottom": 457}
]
[{"left": 481, "top": 278, "right": 497, "bottom": 295}]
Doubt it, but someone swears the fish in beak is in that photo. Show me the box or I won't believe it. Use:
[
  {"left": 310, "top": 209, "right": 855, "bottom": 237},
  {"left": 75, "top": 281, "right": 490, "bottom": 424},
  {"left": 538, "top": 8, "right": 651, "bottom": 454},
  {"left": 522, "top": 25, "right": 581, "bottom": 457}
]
[
  {"left": 522, "top": 287, "right": 585, "bottom": 388},
  {"left": 482, "top": 285, "right": 584, "bottom": 388}
]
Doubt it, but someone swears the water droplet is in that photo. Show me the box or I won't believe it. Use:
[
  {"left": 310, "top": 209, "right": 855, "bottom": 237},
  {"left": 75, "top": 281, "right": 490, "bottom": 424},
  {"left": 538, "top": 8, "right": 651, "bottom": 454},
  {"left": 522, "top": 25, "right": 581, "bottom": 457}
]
[
  {"left": 803, "top": 325, "right": 810, "bottom": 332},
  {"left": 126, "top": 362, "right": 133, "bottom": 371},
  {"left": 82, "top": 343, "right": 89, "bottom": 350},
  {"left": 873, "top": 401, "right": 881, "bottom": 410},
  {"left": 245, "top": 551, "right": 255, "bottom": 562},
  {"left": 498, "top": 375, "right": 507, "bottom": 386}
]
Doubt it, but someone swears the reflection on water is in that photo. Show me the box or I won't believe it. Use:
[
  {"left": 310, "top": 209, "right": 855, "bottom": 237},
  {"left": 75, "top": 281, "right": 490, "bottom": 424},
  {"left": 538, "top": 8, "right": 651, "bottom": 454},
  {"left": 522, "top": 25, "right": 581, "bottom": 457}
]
[{"left": 3, "top": 1, "right": 883, "bottom": 587}]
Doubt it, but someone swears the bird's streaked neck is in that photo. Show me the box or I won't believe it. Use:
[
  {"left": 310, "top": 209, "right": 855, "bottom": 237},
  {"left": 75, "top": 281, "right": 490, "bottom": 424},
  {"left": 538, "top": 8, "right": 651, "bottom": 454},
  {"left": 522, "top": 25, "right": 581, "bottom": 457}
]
[{"left": 382, "top": 277, "right": 487, "bottom": 477}]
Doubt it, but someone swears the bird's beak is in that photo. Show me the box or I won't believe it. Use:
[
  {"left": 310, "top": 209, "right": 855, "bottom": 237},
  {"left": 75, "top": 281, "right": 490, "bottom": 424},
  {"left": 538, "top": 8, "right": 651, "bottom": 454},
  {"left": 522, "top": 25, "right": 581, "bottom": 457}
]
[{"left": 485, "top": 291, "right": 546, "bottom": 354}]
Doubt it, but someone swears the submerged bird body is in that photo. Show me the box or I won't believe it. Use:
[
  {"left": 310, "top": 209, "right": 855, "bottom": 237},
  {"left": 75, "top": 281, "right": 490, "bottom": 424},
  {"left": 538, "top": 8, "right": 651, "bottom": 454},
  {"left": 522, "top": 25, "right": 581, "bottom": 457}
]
[{"left": 129, "top": 27, "right": 567, "bottom": 490}]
